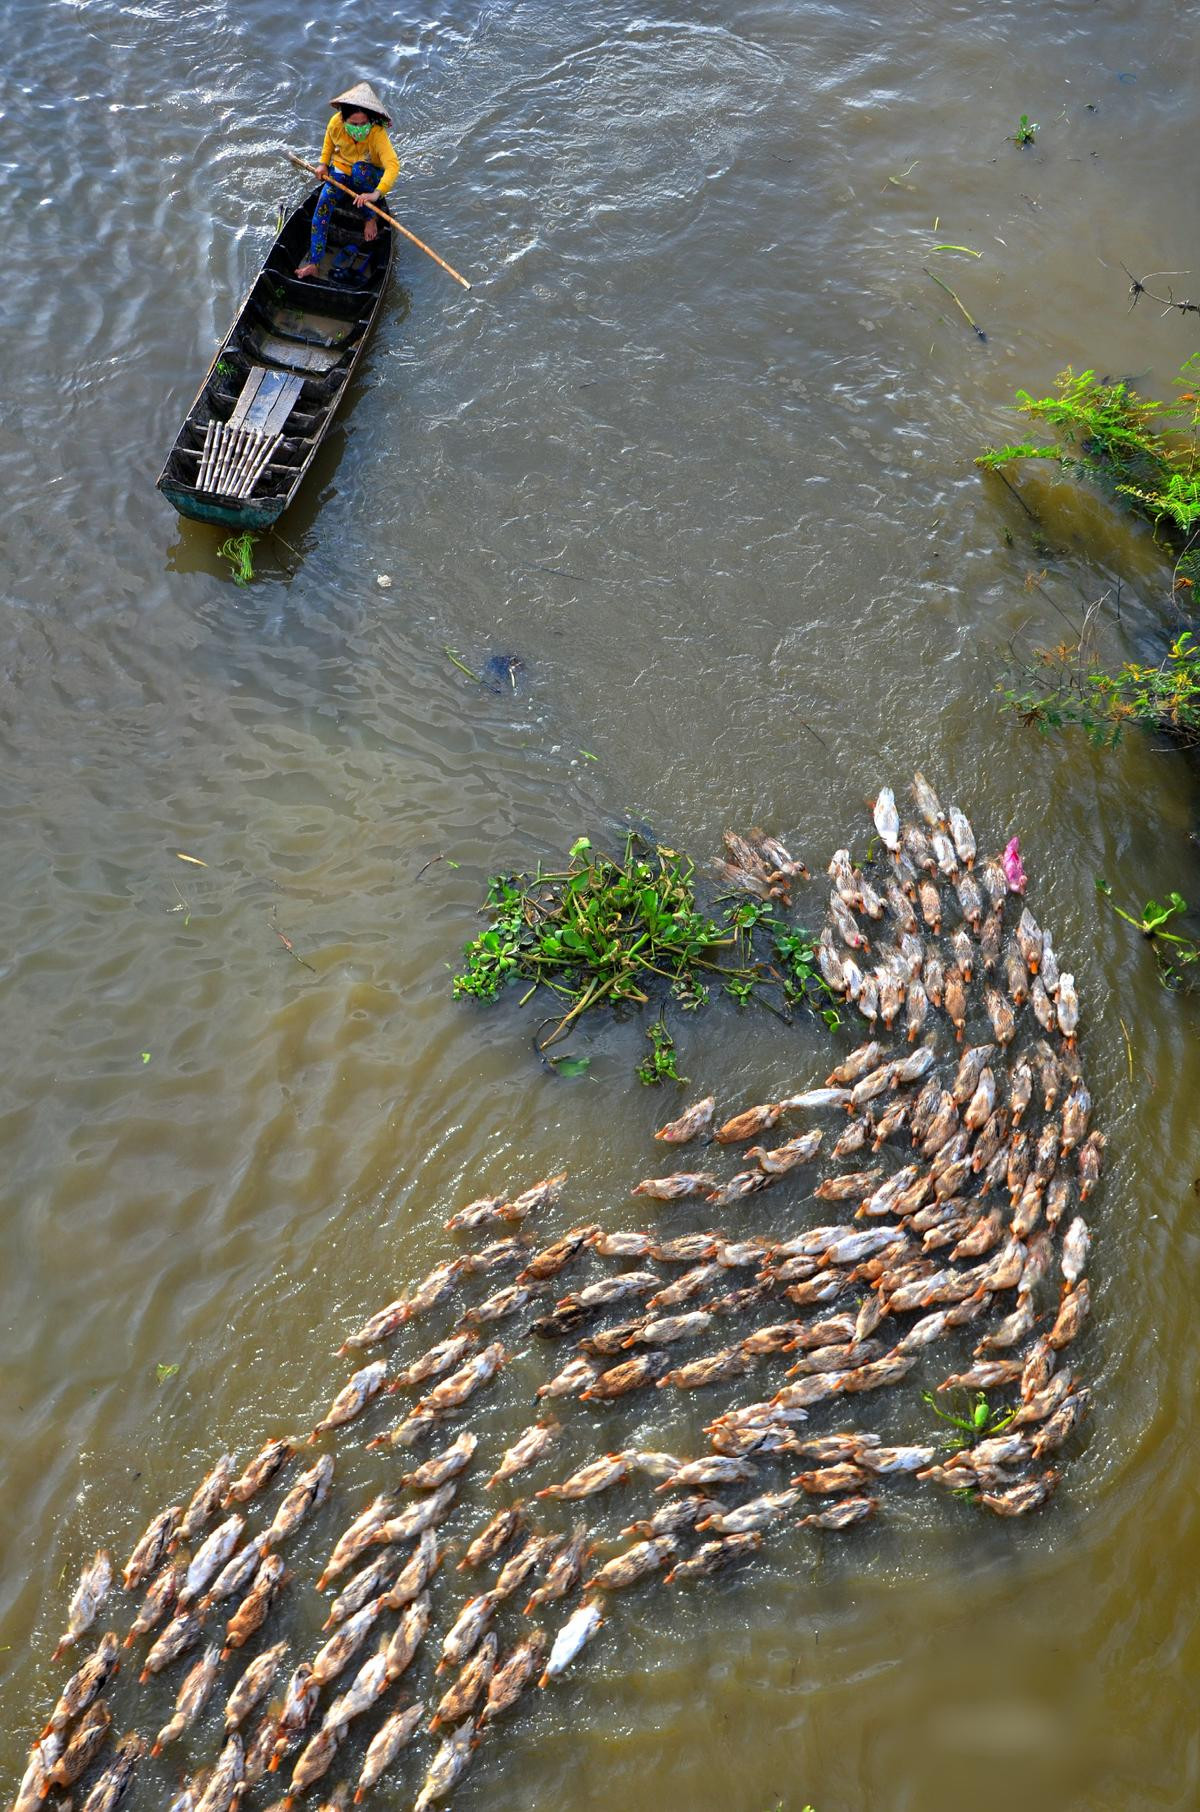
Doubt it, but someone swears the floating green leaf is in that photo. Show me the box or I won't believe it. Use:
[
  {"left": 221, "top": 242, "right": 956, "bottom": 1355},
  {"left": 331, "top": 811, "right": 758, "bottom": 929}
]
[
  {"left": 636, "top": 1020, "right": 684, "bottom": 1087},
  {"left": 444, "top": 647, "right": 483, "bottom": 683},
  {"left": 156, "top": 1363, "right": 180, "bottom": 1385},
  {"left": 1096, "top": 878, "right": 1200, "bottom": 989},
  {"left": 923, "top": 1389, "right": 1015, "bottom": 1448}
]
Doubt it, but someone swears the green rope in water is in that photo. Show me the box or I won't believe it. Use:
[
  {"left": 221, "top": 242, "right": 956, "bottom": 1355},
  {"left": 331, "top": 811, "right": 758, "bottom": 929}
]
[{"left": 217, "top": 532, "right": 257, "bottom": 586}]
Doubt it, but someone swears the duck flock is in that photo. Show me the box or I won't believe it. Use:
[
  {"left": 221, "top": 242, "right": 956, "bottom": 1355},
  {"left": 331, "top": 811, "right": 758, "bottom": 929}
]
[{"left": 9, "top": 776, "right": 1097, "bottom": 1812}]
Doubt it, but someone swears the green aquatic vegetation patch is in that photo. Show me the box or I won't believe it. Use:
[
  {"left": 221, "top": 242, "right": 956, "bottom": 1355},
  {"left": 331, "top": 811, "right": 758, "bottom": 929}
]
[
  {"left": 984, "top": 363, "right": 1200, "bottom": 746},
  {"left": 1000, "top": 631, "right": 1200, "bottom": 749},
  {"left": 452, "top": 833, "right": 836, "bottom": 1074},
  {"left": 636, "top": 1019, "right": 684, "bottom": 1088},
  {"left": 924, "top": 1389, "right": 1016, "bottom": 1445},
  {"left": 979, "top": 361, "right": 1200, "bottom": 545},
  {"left": 1096, "top": 878, "right": 1200, "bottom": 990}
]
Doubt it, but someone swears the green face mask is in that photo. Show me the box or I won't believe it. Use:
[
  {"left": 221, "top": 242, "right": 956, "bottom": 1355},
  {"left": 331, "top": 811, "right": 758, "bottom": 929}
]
[{"left": 344, "top": 119, "right": 371, "bottom": 142}]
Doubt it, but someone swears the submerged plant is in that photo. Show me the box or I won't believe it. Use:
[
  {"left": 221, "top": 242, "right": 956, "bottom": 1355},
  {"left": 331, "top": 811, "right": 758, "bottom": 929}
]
[
  {"left": 217, "top": 531, "right": 257, "bottom": 586},
  {"left": 452, "top": 831, "right": 833, "bottom": 1074}
]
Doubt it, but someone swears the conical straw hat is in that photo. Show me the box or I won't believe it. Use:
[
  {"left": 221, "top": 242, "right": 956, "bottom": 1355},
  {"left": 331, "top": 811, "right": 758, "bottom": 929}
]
[{"left": 330, "top": 81, "right": 391, "bottom": 124}]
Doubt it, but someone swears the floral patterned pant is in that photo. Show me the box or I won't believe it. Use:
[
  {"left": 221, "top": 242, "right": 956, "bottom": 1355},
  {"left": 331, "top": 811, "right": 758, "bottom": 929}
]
[{"left": 306, "top": 161, "right": 386, "bottom": 265}]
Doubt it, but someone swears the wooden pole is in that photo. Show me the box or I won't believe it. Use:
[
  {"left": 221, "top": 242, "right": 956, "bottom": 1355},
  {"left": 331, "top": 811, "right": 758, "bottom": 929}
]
[
  {"left": 196, "top": 419, "right": 218, "bottom": 493},
  {"left": 213, "top": 425, "right": 247, "bottom": 495},
  {"left": 235, "top": 433, "right": 283, "bottom": 499},
  {"left": 282, "top": 151, "right": 472, "bottom": 291},
  {"left": 200, "top": 423, "right": 227, "bottom": 494},
  {"left": 224, "top": 430, "right": 262, "bottom": 497},
  {"left": 229, "top": 430, "right": 273, "bottom": 497},
  {"left": 208, "top": 425, "right": 236, "bottom": 494}
]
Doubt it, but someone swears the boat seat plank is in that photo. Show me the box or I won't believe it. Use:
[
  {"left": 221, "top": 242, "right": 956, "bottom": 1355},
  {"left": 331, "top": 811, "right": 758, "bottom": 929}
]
[
  {"left": 245, "top": 331, "right": 346, "bottom": 375},
  {"left": 210, "top": 383, "right": 329, "bottom": 429},
  {"left": 266, "top": 306, "right": 357, "bottom": 348},
  {"left": 271, "top": 267, "right": 381, "bottom": 308},
  {"left": 227, "top": 365, "right": 306, "bottom": 434}
]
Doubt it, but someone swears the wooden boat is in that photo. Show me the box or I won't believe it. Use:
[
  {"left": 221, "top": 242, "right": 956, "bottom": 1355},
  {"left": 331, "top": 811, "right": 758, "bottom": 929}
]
[{"left": 157, "top": 184, "right": 394, "bottom": 530}]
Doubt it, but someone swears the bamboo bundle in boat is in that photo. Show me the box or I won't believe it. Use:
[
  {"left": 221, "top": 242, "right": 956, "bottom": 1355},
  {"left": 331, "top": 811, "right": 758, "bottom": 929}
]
[
  {"left": 229, "top": 429, "right": 264, "bottom": 495},
  {"left": 195, "top": 419, "right": 219, "bottom": 493},
  {"left": 229, "top": 432, "right": 283, "bottom": 498},
  {"left": 186, "top": 424, "right": 283, "bottom": 498},
  {"left": 211, "top": 424, "right": 251, "bottom": 496}
]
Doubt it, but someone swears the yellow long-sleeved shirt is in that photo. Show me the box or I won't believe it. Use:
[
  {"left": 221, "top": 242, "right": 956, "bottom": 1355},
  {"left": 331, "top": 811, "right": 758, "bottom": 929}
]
[{"left": 319, "top": 115, "right": 400, "bottom": 194}]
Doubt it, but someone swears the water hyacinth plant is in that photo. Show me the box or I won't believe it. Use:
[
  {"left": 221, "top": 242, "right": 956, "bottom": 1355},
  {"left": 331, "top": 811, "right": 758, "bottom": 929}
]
[
  {"left": 923, "top": 1390, "right": 1016, "bottom": 1448},
  {"left": 452, "top": 832, "right": 835, "bottom": 1074},
  {"left": 635, "top": 1019, "right": 684, "bottom": 1088},
  {"left": 1096, "top": 879, "right": 1200, "bottom": 989}
]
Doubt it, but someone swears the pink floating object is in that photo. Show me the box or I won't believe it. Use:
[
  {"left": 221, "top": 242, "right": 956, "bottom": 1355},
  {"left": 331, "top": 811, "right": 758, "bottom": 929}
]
[{"left": 1002, "top": 836, "right": 1027, "bottom": 895}]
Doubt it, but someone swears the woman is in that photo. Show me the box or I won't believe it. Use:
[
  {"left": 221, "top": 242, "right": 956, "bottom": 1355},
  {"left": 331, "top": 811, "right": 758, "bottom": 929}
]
[{"left": 295, "top": 81, "right": 400, "bottom": 280}]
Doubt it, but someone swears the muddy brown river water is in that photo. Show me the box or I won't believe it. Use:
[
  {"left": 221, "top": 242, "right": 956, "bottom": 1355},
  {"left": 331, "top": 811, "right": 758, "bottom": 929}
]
[{"left": 3, "top": 1, "right": 1200, "bottom": 1808}]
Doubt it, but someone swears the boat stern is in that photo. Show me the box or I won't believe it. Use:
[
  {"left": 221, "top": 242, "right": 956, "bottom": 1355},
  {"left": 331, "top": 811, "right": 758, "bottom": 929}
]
[{"left": 156, "top": 477, "right": 285, "bottom": 532}]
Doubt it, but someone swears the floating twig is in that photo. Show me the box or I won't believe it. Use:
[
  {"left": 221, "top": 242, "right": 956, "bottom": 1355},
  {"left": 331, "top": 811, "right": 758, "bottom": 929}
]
[
  {"left": 1118, "top": 1016, "right": 1135, "bottom": 1085},
  {"left": 270, "top": 910, "right": 316, "bottom": 973},
  {"left": 445, "top": 647, "right": 484, "bottom": 683},
  {"left": 923, "top": 268, "right": 987, "bottom": 342},
  {"left": 1121, "top": 264, "right": 1200, "bottom": 317}
]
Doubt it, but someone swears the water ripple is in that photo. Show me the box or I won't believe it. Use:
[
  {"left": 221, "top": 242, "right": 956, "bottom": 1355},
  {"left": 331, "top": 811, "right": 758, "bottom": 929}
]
[{"left": 2, "top": 0, "right": 1200, "bottom": 1806}]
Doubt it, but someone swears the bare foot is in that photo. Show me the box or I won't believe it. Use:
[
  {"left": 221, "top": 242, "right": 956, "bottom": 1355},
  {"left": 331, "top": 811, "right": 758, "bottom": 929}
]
[
  {"left": 295, "top": 261, "right": 318, "bottom": 279},
  {"left": 363, "top": 218, "right": 378, "bottom": 243}
]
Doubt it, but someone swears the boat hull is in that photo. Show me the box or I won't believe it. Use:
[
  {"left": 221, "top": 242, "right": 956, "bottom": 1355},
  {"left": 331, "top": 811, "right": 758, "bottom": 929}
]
[
  {"left": 157, "top": 485, "right": 287, "bottom": 531},
  {"left": 156, "top": 186, "right": 394, "bottom": 531}
]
